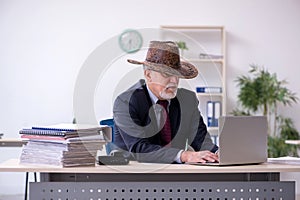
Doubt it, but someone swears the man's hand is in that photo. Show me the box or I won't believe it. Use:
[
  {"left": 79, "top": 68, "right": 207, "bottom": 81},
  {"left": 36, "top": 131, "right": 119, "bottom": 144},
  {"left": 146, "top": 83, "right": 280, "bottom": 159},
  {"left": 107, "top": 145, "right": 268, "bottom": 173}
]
[{"left": 180, "top": 150, "right": 219, "bottom": 163}]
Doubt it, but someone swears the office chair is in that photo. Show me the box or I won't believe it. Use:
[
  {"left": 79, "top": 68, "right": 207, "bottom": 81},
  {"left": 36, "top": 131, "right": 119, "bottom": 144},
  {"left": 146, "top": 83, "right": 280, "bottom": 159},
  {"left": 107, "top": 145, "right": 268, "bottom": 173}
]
[{"left": 99, "top": 118, "right": 114, "bottom": 155}]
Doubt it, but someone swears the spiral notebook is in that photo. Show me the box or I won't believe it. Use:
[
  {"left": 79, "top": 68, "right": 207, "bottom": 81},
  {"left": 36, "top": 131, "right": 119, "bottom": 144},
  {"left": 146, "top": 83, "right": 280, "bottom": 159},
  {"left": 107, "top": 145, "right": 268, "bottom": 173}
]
[
  {"left": 19, "top": 129, "right": 72, "bottom": 137},
  {"left": 20, "top": 123, "right": 112, "bottom": 142},
  {"left": 31, "top": 123, "right": 103, "bottom": 132}
]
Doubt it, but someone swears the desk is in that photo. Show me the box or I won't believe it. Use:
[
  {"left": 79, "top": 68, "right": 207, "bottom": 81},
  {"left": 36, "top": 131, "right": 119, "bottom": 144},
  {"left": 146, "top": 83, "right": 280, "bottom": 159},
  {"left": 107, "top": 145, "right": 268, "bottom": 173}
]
[
  {"left": 0, "top": 138, "right": 28, "bottom": 147},
  {"left": 285, "top": 140, "right": 300, "bottom": 157},
  {"left": 0, "top": 139, "right": 32, "bottom": 200},
  {"left": 286, "top": 140, "right": 300, "bottom": 145},
  {"left": 0, "top": 159, "right": 298, "bottom": 199}
]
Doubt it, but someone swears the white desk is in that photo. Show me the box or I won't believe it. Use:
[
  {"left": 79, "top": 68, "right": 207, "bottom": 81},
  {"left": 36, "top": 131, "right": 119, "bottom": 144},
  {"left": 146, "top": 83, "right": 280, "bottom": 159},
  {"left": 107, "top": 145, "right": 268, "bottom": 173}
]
[
  {"left": 0, "top": 139, "right": 32, "bottom": 200},
  {"left": 286, "top": 140, "right": 300, "bottom": 145},
  {"left": 0, "top": 159, "right": 299, "bottom": 199},
  {"left": 0, "top": 138, "right": 28, "bottom": 147},
  {"left": 1, "top": 158, "right": 300, "bottom": 173}
]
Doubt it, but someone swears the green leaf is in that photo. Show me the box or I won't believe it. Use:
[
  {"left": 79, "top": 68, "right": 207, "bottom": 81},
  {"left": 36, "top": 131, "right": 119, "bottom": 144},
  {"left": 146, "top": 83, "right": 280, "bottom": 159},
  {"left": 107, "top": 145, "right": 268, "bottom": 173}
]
[
  {"left": 175, "top": 41, "right": 188, "bottom": 50},
  {"left": 233, "top": 64, "right": 299, "bottom": 157}
]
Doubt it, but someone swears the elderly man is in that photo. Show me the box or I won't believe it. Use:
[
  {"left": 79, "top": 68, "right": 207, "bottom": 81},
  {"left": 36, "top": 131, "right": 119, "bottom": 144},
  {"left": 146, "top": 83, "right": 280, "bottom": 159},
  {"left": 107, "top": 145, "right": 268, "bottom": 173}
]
[{"left": 112, "top": 41, "right": 218, "bottom": 164}]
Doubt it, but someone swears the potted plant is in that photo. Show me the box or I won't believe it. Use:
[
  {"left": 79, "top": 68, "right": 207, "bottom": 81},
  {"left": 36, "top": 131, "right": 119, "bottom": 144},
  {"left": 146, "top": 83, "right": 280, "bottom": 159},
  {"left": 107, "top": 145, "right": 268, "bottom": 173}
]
[
  {"left": 175, "top": 41, "right": 188, "bottom": 57},
  {"left": 232, "top": 64, "right": 299, "bottom": 157}
]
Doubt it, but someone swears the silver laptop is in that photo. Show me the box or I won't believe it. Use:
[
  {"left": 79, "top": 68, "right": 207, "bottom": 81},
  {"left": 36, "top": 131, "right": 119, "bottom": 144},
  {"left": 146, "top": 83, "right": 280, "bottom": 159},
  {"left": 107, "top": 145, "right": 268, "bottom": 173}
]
[{"left": 191, "top": 116, "right": 268, "bottom": 166}]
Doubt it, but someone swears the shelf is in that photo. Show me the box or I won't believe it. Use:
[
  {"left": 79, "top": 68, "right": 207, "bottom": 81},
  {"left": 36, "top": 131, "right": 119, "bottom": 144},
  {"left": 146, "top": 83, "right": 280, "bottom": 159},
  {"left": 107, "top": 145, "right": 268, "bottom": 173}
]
[
  {"left": 161, "top": 25, "right": 224, "bottom": 30},
  {"left": 196, "top": 93, "right": 223, "bottom": 97},
  {"left": 185, "top": 58, "right": 224, "bottom": 63},
  {"left": 160, "top": 25, "right": 226, "bottom": 139},
  {"left": 208, "top": 127, "right": 219, "bottom": 131},
  {"left": 208, "top": 127, "right": 219, "bottom": 136}
]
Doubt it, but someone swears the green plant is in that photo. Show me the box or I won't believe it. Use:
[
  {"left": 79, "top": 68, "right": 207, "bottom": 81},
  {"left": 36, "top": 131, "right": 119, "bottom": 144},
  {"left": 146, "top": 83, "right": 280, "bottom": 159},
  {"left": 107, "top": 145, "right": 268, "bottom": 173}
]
[
  {"left": 233, "top": 64, "right": 299, "bottom": 157},
  {"left": 268, "top": 116, "right": 299, "bottom": 157},
  {"left": 175, "top": 41, "right": 188, "bottom": 56}
]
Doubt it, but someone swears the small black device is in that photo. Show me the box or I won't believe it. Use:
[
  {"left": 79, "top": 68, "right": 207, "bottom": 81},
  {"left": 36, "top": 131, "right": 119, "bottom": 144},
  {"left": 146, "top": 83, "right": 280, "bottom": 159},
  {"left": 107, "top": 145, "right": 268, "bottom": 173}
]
[
  {"left": 98, "top": 151, "right": 129, "bottom": 165},
  {"left": 98, "top": 156, "right": 129, "bottom": 165}
]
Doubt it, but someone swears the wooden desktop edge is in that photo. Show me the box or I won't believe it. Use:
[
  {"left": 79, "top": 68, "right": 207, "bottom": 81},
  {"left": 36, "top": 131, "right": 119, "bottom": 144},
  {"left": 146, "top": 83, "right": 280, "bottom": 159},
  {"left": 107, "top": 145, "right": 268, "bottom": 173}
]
[
  {"left": 0, "top": 138, "right": 28, "bottom": 146},
  {"left": 0, "top": 159, "right": 300, "bottom": 173}
]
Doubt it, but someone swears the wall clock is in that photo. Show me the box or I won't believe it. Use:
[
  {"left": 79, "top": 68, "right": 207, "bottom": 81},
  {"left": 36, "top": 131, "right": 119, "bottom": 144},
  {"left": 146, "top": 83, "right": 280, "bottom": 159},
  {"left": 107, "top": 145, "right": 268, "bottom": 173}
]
[{"left": 118, "top": 29, "right": 143, "bottom": 53}]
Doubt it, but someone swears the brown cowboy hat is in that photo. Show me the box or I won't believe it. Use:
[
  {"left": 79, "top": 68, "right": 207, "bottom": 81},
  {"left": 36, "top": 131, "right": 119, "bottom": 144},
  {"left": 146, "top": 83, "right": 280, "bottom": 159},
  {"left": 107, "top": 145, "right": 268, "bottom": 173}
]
[{"left": 127, "top": 41, "right": 198, "bottom": 79}]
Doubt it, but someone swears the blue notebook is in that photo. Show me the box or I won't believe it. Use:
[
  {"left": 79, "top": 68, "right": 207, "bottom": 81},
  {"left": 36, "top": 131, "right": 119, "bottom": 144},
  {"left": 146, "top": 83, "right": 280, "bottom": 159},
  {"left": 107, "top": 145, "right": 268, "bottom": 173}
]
[
  {"left": 22, "top": 123, "right": 112, "bottom": 142},
  {"left": 19, "top": 129, "right": 70, "bottom": 136}
]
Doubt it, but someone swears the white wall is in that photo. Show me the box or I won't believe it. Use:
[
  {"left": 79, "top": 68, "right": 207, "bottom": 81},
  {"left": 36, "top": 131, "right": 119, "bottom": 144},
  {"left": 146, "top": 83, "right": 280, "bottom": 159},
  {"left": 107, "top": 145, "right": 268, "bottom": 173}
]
[{"left": 1, "top": 0, "right": 300, "bottom": 195}]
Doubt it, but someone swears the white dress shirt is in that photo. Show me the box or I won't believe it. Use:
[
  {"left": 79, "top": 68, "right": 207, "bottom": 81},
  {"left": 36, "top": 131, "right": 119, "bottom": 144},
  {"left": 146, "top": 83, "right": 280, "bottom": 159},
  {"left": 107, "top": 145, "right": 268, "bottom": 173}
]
[{"left": 146, "top": 85, "right": 184, "bottom": 163}]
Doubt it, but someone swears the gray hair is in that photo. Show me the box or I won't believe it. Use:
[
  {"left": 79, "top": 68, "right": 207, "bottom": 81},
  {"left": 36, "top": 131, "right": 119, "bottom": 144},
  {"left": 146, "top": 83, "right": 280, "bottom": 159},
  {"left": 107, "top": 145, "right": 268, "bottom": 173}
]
[{"left": 143, "top": 65, "right": 150, "bottom": 71}]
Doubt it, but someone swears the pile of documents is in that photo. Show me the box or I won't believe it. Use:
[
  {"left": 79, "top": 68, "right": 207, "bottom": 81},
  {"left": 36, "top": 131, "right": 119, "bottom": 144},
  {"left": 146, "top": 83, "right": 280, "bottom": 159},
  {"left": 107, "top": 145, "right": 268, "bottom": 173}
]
[{"left": 19, "top": 123, "right": 111, "bottom": 167}]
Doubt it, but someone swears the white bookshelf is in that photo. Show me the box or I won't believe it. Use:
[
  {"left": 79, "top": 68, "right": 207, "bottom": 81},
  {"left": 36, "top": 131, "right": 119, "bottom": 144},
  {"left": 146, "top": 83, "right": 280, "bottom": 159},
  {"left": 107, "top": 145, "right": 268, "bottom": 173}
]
[{"left": 160, "top": 25, "right": 226, "bottom": 136}]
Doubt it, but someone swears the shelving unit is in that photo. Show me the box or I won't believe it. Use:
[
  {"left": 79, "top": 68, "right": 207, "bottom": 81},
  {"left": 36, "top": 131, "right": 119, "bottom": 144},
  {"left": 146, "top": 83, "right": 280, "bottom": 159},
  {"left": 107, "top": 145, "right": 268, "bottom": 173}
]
[{"left": 160, "top": 25, "right": 226, "bottom": 137}]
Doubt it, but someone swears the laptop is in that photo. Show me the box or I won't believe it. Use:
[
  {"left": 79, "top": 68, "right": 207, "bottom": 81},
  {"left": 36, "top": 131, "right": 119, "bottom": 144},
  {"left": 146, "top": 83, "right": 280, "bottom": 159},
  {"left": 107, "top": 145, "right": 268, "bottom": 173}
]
[{"left": 190, "top": 116, "right": 268, "bottom": 166}]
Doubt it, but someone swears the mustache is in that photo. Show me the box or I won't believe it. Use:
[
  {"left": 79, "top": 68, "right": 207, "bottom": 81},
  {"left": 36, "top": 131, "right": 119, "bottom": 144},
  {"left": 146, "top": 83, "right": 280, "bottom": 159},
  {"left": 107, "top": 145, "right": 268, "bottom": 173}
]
[
  {"left": 150, "top": 81, "right": 178, "bottom": 88},
  {"left": 165, "top": 83, "right": 178, "bottom": 89}
]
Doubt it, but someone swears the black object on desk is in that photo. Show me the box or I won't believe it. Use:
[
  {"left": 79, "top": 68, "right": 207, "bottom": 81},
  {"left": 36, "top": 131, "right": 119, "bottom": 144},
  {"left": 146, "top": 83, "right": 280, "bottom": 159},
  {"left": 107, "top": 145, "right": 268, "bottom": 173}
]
[
  {"left": 98, "top": 156, "right": 129, "bottom": 165},
  {"left": 98, "top": 151, "right": 129, "bottom": 165}
]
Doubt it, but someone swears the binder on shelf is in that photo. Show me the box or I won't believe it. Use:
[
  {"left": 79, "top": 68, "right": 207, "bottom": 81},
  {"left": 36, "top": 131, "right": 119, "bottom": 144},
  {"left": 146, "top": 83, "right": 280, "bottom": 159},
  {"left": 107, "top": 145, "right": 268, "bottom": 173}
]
[
  {"left": 206, "top": 101, "right": 222, "bottom": 127},
  {"left": 196, "top": 87, "right": 222, "bottom": 93},
  {"left": 214, "top": 101, "right": 221, "bottom": 124},
  {"left": 207, "top": 101, "right": 214, "bottom": 127}
]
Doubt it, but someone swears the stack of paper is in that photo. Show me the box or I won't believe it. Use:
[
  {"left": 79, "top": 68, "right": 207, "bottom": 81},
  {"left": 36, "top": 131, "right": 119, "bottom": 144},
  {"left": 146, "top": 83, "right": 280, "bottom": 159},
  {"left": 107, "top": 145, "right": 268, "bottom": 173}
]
[
  {"left": 19, "top": 124, "right": 111, "bottom": 167},
  {"left": 268, "top": 156, "right": 300, "bottom": 165}
]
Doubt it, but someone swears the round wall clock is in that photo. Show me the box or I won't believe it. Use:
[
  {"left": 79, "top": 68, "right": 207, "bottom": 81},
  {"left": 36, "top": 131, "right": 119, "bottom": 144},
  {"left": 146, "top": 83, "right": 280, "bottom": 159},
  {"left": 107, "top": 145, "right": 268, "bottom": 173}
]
[{"left": 118, "top": 29, "right": 143, "bottom": 53}]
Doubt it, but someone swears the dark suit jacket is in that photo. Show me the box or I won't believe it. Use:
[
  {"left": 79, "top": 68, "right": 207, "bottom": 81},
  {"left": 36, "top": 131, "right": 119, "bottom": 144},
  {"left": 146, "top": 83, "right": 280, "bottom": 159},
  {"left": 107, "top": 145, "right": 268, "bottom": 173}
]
[{"left": 113, "top": 79, "right": 218, "bottom": 163}]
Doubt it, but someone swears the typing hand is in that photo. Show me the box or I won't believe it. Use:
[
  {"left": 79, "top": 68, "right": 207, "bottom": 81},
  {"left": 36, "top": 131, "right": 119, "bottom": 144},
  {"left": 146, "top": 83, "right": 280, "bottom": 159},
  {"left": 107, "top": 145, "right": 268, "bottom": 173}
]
[{"left": 180, "top": 150, "right": 219, "bottom": 163}]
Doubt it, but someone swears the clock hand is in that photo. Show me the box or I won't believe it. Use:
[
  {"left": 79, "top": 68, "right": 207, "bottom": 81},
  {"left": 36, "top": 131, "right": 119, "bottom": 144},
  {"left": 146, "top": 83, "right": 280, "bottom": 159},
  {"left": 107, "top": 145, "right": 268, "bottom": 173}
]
[{"left": 128, "top": 39, "right": 132, "bottom": 48}]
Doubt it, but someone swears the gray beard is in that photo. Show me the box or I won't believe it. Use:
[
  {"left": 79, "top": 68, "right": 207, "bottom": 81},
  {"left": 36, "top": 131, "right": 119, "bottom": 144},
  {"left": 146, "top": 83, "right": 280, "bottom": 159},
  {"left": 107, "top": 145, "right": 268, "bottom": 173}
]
[{"left": 159, "top": 88, "right": 178, "bottom": 100}]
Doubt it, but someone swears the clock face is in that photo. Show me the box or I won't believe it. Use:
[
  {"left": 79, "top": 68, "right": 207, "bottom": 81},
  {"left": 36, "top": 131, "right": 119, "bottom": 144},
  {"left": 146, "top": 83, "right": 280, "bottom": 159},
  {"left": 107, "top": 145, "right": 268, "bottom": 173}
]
[{"left": 118, "top": 29, "right": 143, "bottom": 53}]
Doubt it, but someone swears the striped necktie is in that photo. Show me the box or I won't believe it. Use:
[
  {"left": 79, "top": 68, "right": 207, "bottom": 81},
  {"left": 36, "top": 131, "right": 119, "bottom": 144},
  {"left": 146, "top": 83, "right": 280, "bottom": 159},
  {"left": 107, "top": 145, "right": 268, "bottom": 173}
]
[{"left": 157, "top": 100, "right": 172, "bottom": 145}]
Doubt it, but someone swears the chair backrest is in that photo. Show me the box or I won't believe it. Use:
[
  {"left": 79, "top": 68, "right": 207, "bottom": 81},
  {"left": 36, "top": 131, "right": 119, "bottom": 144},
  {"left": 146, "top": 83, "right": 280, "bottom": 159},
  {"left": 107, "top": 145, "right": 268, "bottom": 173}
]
[
  {"left": 99, "top": 118, "right": 114, "bottom": 155},
  {"left": 100, "top": 118, "right": 114, "bottom": 139}
]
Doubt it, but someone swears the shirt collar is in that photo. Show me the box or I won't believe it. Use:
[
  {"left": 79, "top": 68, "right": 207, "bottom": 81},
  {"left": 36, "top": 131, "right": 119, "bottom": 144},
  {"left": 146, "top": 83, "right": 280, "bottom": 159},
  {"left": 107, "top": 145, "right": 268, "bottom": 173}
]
[{"left": 146, "top": 84, "right": 171, "bottom": 105}]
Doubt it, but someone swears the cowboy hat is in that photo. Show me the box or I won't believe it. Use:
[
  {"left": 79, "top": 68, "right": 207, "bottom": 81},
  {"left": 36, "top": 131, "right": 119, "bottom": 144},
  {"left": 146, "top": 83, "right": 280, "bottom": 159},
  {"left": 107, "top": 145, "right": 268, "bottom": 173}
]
[{"left": 127, "top": 41, "right": 198, "bottom": 79}]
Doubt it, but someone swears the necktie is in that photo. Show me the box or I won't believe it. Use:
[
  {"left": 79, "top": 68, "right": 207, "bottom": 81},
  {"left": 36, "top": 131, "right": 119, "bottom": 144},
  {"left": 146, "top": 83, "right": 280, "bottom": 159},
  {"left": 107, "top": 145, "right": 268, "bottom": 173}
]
[{"left": 157, "top": 100, "right": 172, "bottom": 145}]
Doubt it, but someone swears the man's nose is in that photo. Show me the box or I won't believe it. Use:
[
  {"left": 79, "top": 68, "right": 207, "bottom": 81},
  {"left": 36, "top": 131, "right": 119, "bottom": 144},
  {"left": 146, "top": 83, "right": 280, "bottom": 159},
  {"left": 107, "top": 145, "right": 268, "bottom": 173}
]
[{"left": 169, "top": 76, "right": 179, "bottom": 83}]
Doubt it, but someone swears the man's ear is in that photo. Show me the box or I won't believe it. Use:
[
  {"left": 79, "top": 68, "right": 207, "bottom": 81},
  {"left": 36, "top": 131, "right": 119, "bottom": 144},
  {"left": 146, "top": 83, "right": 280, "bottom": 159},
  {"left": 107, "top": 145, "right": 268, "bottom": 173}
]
[{"left": 144, "top": 69, "right": 152, "bottom": 82}]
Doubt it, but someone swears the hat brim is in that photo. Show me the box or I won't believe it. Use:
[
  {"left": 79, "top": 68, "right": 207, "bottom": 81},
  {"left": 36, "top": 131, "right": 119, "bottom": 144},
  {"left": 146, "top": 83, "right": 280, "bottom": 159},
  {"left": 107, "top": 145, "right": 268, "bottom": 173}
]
[{"left": 127, "top": 59, "right": 198, "bottom": 79}]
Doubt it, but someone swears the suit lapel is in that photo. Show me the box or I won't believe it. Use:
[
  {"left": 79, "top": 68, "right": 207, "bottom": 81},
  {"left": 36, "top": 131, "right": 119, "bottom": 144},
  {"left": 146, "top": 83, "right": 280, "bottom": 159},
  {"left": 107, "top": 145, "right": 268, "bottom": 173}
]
[{"left": 141, "top": 83, "right": 181, "bottom": 143}]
